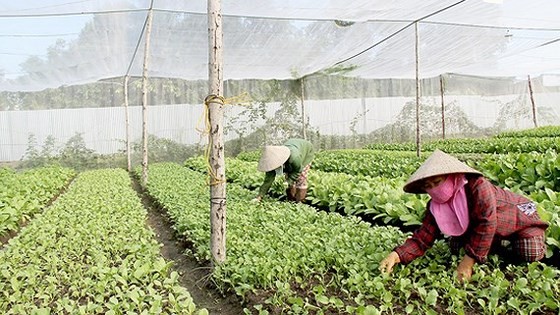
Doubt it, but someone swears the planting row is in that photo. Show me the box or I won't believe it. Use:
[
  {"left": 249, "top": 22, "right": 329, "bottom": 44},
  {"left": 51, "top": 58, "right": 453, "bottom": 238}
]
[
  {"left": 238, "top": 147, "right": 560, "bottom": 195},
  {"left": 143, "top": 162, "right": 560, "bottom": 314},
  {"left": 236, "top": 149, "right": 424, "bottom": 178},
  {"left": 364, "top": 136, "right": 560, "bottom": 154},
  {"left": 185, "top": 157, "right": 428, "bottom": 227},
  {"left": 475, "top": 149, "right": 560, "bottom": 193},
  {"left": 0, "top": 168, "right": 206, "bottom": 314},
  {"left": 185, "top": 151, "right": 560, "bottom": 258},
  {"left": 311, "top": 149, "right": 560, "bottom": 256},
  {"left": 495, "top": 125, "right": 560, "bottom": 138},
  {"left": 0, "top": 165, "right": 75, "bottom": 240}
]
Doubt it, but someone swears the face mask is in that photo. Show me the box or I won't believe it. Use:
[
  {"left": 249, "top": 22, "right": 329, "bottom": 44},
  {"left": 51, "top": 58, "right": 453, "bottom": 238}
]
[
  {"left": 275, "top": 166, "right": 283, "bottom": 176},
  {"left": 426, "top": 176, "right": 455, "bottom": 203}
]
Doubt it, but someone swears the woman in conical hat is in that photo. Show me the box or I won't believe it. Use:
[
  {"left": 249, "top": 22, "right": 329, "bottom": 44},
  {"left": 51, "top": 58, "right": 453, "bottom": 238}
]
[
  {"left": 253, "top": 138, "right": 315, "bottom": 203},
  {"left": 380, "top": 150, "right": 548, "bottom": 282}
]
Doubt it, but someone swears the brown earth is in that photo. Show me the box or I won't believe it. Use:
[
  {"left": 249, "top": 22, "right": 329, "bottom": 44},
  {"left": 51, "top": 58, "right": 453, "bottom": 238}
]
[{"left": 130, "top": 175, "right": 247, "bottom": 315}]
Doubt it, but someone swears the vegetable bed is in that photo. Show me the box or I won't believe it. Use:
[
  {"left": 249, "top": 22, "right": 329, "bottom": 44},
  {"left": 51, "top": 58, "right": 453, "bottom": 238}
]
[
  {"left": 145, "top": 162, "right": 560, "bottom": 314},
  {"left": 0, "top": 168, "right": 206, "bottom": 315}
]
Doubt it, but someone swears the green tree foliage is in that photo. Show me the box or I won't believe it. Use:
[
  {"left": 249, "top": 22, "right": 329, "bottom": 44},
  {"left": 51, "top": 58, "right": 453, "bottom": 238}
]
[
  {"left": 19, "top": 132, "right": 202, "bottom": 171},
  {"left": 130, "top": 134, "right": 202, "bottom": 164},
  {"left": 20, "top": 134, "right": 41, "bottom": 168},
  {"left": 367, "top": 99, "right": 492, "bottom": 143},
  {"left": 225, "top": 79, "right": 315, "bottom": 156},
  {"left": 58, "top": 133, "right": 97, "bottom": 170}
]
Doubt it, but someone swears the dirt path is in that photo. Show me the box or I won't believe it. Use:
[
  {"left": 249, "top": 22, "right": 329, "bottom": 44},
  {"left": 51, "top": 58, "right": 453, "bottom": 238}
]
[{"left": 131, "top": 176, "right": 246, "bottom": 315}]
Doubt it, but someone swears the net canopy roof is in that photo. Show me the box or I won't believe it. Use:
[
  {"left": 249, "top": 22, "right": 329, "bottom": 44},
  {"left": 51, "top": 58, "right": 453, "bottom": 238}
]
[{"left": 1, "top": 0, "right": 559, "bottom": 91}]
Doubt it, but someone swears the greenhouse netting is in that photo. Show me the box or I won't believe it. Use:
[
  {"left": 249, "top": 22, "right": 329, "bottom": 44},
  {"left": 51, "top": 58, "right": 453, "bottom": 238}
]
[
  {"left": 1, "top": 0, "right": 559, "bottom": 164},
  {"left": 2, "top": 2, "right": 560, "bottom": 314}
]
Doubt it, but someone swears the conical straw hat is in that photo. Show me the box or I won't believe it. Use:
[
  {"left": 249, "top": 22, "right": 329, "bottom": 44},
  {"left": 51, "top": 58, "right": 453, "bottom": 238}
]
[
  {"left": 403, "top": 149, "right": 482, "bottom": 194},
  {"left": 257, "top": 145, "right": 291, "bottom": 172}
]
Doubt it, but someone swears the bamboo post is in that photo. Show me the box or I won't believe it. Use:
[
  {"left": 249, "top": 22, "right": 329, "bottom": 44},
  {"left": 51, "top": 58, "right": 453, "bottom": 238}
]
[
  {"left": 124, "top": 75, "right": 131, "bottom": 172},
  {"left": 440, "top": 75, "right": 445, "bottom": 139},
  {"left": 141, "top": 6, "right": 154, "bottom": 185},
  {"left": 415, "top": 22, "right": 421, "bottom": 157},
  {"left": 362, "top": 97, "right": 367, "bottom": 136},
  {"left": 300, "top": 77, "right": 307, "bottom": 140},
  {"left": 528, "top": 75, "right": 538, "bottom": 128},
  {"left": 208, "top": 0, "right": 227, "bottom": 265}
]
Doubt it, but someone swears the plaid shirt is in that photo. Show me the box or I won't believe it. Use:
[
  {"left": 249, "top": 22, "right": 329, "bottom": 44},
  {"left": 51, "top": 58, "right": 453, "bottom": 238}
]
[{"left": 395, "top": 176, "right": 548, "bottom": 264}]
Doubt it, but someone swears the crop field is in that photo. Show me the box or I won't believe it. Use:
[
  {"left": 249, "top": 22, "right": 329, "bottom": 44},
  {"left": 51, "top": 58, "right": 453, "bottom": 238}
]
[{"left": 1, "top": 127, "right": 560, "bottom": 314}]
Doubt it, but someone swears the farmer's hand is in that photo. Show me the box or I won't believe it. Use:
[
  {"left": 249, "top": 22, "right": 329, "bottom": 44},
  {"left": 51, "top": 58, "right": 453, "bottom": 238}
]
[
  {"left": 456, "top": 254, "right": 475, "bottom": 282},
  {"left": 380, "top": 251, "right": 400, "bottom": 275},
  {"left": 251, "top": 196, "right": 262, "bottom": 203}
]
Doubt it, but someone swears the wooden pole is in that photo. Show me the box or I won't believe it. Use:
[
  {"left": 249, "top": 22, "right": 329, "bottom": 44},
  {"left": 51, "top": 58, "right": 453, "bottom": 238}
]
[
  {"left": 362, "top": 97, "right": 367, "bottom": 136},
  {"left": 141, "top": 6, "right": 154, "bottom": 185},
  {"left": 415, "top": 22, "right": 421, "bottom": 157},
  {"left": 124, "top": 75, "right": 131, "bottom": 172},
  {"left": 300, "top": 77, "right": 307, "bottom": 139},
  {"left": 440, "top": 75, "right": 445, "bottom": 140},
  {"left": 208, "top": 0, "right": 227, "bottom": 265},
  {"left": 528, "top": 75, "right": 538, "bottom": 128}
]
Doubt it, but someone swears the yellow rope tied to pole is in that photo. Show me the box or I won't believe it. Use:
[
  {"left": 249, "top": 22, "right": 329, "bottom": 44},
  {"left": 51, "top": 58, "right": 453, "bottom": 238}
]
[
  {"left": 223, "top": 91, "right": 251, "bottom": 107},
  {"left": 196, "top": 92, "right": 251, "bottom": 134},
  {"left": 196, "top": 92, "right": 252, "bottom": 186},
  {"left": 200, "top": 94, "right": 227, "bottom": 186}
]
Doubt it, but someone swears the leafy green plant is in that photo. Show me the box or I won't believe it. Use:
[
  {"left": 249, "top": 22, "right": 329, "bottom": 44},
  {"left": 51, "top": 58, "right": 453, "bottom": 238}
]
[
  {"left": 144, "top": 162, "right": 560, "bottom": 314},
  {"left": 0, "top": 168, "right": 206, "bottom": 314},
  {"left": 0, "top": 165, "right": 74, "bottom": 238},
  {"left": 365, "top": 136, "right": 560, "bottom": 154}
]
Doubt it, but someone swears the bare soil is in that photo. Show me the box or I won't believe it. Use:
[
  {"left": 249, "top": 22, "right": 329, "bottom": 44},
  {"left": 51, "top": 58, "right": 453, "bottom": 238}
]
[{"left": 130, "top": 175, "right": 246, "bottom": 315}]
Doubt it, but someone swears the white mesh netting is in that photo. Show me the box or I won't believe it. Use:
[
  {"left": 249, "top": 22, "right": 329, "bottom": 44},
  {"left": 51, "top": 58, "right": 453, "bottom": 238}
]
[
  {"left": 1, "top": 1, "right": 559, "bottom": 163},
  {"left": 2, "top": 0, "right": 559, "bottom": 90}
]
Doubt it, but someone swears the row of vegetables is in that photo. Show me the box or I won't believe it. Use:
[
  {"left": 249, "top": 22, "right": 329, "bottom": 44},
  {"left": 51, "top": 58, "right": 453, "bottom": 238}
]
[
  {"left": 2, "top": 125, "right": 559, "bottom": 314},
  {"left": 0, "top": 167, "right": 206, "bottom": 314},
  {"left": 143, "top": 162, "right": 560, "bottom": 314},
  {"left": 0, "top": 165, "right": 75, "bottom": 240},
  {"left": 185, "top": 156, "right": 428, "bottom": 225},
  {"left": 187, "top": 149, "right": 560, "bottom": 258},
  {"left": 237, "top": 147, "right": 560, "bottom": 194},
  {"left": 364, "top": 135, "right": 560, "bottom": 153}
]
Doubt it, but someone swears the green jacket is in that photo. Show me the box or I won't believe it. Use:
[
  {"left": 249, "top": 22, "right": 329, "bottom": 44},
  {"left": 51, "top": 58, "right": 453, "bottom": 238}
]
[{"left": 258, "top": 138, "right": 315, "bottom": 197}]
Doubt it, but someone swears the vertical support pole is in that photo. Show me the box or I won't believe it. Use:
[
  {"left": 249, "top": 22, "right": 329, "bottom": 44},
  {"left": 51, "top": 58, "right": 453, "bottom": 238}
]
[
  {"left": 300, "top": 77, "right": 307, "bottom": 140},
  {"left": 362, "top": 97, "right": 367, "bottom": 136},
  {"left": 124, "top": 75, "right": 131, "bottom": 172},
  {"left": 415, "top": 22, "right": 421, "bottom": 157},
  {"left": 528, "top": 75, "right": 538, "bottom": 128},
  {"left": 440, "top": 75, "right": 445, "bottom": 140},
  {"left": 141, "top": 6, "right": 154, "bottom": 185},
  {"left": 208, "top": 0, "right": 227, "bottom": 265}
]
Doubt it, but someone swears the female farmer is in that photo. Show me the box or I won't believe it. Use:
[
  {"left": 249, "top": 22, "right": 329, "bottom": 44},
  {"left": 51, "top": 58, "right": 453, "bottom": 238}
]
[
  {"left": 380, "top": 150, "right": 548, "bottom": 282},
  {"left": 253, "top": 138, "right": 315, "bottom": 203}
]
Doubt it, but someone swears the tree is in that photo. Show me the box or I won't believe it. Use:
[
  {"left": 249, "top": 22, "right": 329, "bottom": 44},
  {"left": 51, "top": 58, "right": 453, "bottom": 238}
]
[
  {"left": 224, "top": 79, "right": 316, "bottom": 156},
  {"left": 367, "top": 98, "right": 487, "bottom": 143},
  {"left": 59, "top": 133, "right": 96, "bottom": 170}
]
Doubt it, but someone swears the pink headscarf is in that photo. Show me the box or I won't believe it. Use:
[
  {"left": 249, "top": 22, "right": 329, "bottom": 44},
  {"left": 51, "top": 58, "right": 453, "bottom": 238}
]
[{"left": 426, "top": 174, "right": 469, "bottom": 236}]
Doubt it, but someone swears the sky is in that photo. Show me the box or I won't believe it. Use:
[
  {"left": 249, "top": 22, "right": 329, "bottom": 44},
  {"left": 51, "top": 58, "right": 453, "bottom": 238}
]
[
  {"left": 0, "top": 14, "right": 90, "bottom": 79},
  {"left": 0, "top": 0, "right": 559, "bottom": 87}
]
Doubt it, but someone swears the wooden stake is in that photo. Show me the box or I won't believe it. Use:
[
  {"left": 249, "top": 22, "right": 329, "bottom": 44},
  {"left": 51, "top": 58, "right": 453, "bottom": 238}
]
[
  {"left": 300, "top": 77, "right": 307, "bottom": 139},
  {"left": 415, "top": 22, "right": 421, "bottom": 157},
  {"left": 208, "top": 0, "right": 227, "bottom": 265},
  {"left": 141, "top": 7, "right": 154, "bottom": 185},
  {"left": 124, "top": 75, "right": 131, "bottom": 172},
  {"left": 440, "top": 75, "right": 445, "bottom": 140},
  {"left": 528, "top": 75, "right": 538, "bottom": 128}
]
